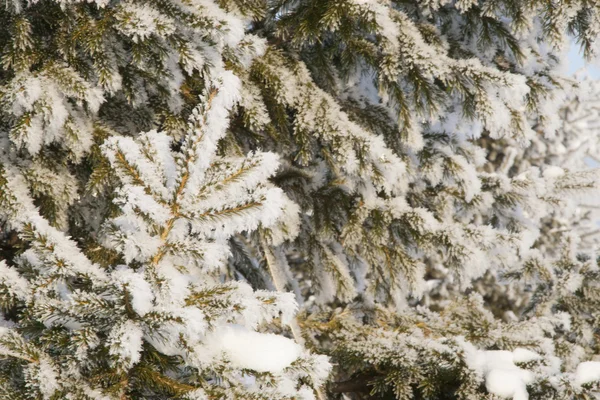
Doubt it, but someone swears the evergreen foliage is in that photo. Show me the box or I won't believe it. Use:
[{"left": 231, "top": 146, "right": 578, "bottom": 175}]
[{"left": 0, "top": 0, "right": 599, "bottom": 399}]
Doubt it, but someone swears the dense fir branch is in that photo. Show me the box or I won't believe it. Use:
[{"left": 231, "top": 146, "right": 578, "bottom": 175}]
[{"left": 0, "top": 0, "right": 599, "bottom": 399}]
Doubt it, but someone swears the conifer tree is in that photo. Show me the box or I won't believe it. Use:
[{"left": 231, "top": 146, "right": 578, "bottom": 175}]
[{"left": 0, "top": 0, "right": 600, "bottom": 399}]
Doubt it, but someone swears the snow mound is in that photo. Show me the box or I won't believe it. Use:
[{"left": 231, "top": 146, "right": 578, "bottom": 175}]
[
  {"left": 206, "top": 324, "right": 302, "bottom": 373},
  {"left": 480, "top": 350, "right": 535, "bottom": 400},
  {"left": 575, "top": 361, "right": 600, "bottom": 386},
  {"left": 461, "top": 340, "right": 541, "bottom": 400}
]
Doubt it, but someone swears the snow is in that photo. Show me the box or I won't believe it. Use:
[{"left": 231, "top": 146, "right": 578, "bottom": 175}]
[
  {"left": 575, "top": 361, "right": 600, "bottom": 386},
  {"left": 108, "top": 320, "right": 144, "bottom": 369},
  {"left": 103, "top": 135, "right": 172, "bottom": 200},
  {"left": 543, "top": 166, "right": 565, "bottom": 179},
  {"left": 513, "top": 348, "right": 542, "bottom": 363},
  {"left": 2, "top": 65, "right": 103, "bottom": 157},
  {"left": 114, "top": 2, "right": 175, "bottom": 43},
  {"left": 116, "top": 185, "right": 171, "bottom": 224},
  {"left": 36, "top": 358, "right": 61, "bottom": 399},
  {"left": 461, "top": 340, "right": 541, "bottom": 400},
  {"left": 0, "top": 260, "right": 30, "bottom": 301},
  {"left": 112, "top": 266, "right": 155, "bottom": 316},
  {"left": 184, "top": 389, "right": 209, "bottom": 400},
  {"left": 106, "top": 213, "right": 162, "bottom": 263},
  {"left": 485, "top": 368, "right": 531, "bottom": 400},
  {"left": 205, "top": 325, "right": 302, "bottom": 373}
]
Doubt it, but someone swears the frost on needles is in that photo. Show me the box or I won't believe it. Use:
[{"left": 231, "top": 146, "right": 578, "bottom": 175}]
[
  {"left": 0, "top": 69, "right": 328, "bottom": 398},
  {"left": 0, "top": 0, "right": 600, "bottom": 399}
]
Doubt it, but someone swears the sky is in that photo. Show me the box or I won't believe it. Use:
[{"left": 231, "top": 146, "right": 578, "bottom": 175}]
[
  {"left": 568, "top": 43, "right": 600, "bottom": 79},
  {"left": 565, "top": 43, "right": 599, "bottom": 168}
]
